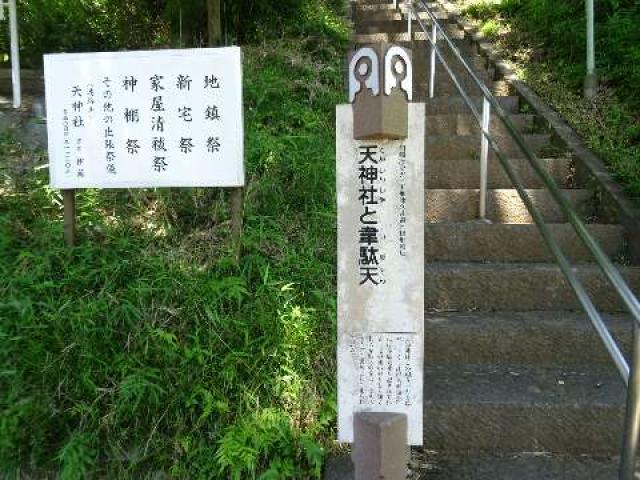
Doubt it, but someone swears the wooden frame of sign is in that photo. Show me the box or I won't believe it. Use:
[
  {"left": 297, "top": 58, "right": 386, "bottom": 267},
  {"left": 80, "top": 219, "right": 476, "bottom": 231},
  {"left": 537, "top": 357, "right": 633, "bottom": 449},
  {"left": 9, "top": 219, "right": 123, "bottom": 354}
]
[{"left": 44, "top": 47, "right": 245, "bottom": 251}]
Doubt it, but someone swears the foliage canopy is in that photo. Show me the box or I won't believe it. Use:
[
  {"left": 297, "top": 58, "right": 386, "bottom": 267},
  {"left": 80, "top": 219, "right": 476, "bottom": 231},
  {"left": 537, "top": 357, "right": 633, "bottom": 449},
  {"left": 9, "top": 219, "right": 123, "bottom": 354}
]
[
  {"left": 0, "top": 0, "right": 345, "bottom": 67},
  {"left": 462, "top": 0, "right": 640, "bottom": 113}
]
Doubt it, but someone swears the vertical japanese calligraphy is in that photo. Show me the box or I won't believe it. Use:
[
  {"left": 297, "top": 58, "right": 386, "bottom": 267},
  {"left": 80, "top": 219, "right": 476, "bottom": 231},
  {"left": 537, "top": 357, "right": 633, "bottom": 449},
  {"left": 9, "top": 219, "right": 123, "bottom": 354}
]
[
  {"left": 398, "top": 145, "right": 408, "bottom": 257},
  {"left": 348, "top": 333, "right": 416, "bottom": 408},
  {"left": 103, "top": 77, "right": 117, "bottom": 175},
  {"left": 358, "top": 144, "right": 385, "bottom": 286},
  {"left": 45, "top": 47, "right": 244, "bottom": 188}
]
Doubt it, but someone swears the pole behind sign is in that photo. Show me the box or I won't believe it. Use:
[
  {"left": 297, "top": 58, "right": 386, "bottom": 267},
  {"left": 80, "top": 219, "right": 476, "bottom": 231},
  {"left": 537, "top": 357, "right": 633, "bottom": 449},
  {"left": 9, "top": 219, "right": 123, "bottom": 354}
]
[
  {"left": 7, "top": 0, "right": 21, "bottom": 109},
  {"left": 62, "top": 189, "right": 76, "bottom": 247},
  {"left": 209, "top": 0, "right": 244, "bottom": 257}
]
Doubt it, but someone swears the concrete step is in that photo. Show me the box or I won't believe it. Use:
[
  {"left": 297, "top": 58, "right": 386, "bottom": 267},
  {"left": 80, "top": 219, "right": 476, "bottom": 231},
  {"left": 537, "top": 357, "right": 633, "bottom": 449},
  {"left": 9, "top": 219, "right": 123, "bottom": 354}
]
[
  {"left": 352, "top": 0, "right": 403, "bottom": 6},
  {"left": 412, "top": 42, "right": 498, "bottom": 86},
  {"left": 424, "top": 364, "right": 625, "bottom": 454},
  {"left": 410, "top": 451, "right": 619, "bottom": 479},
  {"left": 424, "top": 222, "right": 625, "bottom": 263},
  {"left": 352, "top": 9, "right": 449, "bottom": 23},
  {"left": 424, "top": 311, "right": 632, "bottom": 366},
  {"left": 347, "top": 38, "right": 482, "bottom": 61},
  {"left": 353, "top": 0, "right": 439, "bottom": 5},
  {"left": 352, "top": 1, "right": 439, "bottom": 10},
  {"left": 326, "top": 450, "right": 620, "bottom": 479},
  {"left": 0, "top": 95, "right": 47, "bottom": 150},
  {"left": 350, "top": 3, "right": 403, "bottom": 13},
  {"left": 415, "top": 64, "right": 492, "bottom": 83},
  {"left": 424, "top": 262, "right": 640, "bottom": 312},
  {"left": 415, "top": 81, "right": 513, "bottom": 99},
  {"left": 352, "top": 29, "right": 464, "bottom": 45},
  {"left": 425, "top": 95, "right": 519, "bottom": 114},
  {"left": 425, "top": 113, "right": 535, "bottom": 136},
  {"left": 425, "top": 189, "right": 591, "bottom": 224},
  {"left": 356, "top": 18, "right": 450, "bottom": 34},
  {"left": 426, "top": 133, "right": 556, "bottom": 160},
  {"left": 414, "top": 52, "right": 490, "bottom": 75},
  {"left": 415, "top": 75, "right": 497, "bottom": 96},
  {"left": 352, "top": 1, "right": 443, "bottom": 16},
  {"left": 0, "top": 69, "right": 43, "bottom": 95},
  {"left": 426, "top": 157, "right": 570, "bottom": 189},
  {"left": 353, "top": 3, "right": 447, "bottom": 12},
  {"left": 414, "top": 79, "right": 504, "bottom": 98},
  {"left": 349, "top": 36, "right": 474, "bottom": 59}
]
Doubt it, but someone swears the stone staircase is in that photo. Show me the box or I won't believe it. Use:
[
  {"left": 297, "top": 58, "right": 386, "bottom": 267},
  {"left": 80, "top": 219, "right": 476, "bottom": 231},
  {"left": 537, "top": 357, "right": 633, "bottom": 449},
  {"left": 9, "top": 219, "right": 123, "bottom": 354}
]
[
  {"left": 0, "top": 69, "right": 47, "bottom": 150},
  {"left": 347, "top": 1, "right": 640, "bottom": 478}
]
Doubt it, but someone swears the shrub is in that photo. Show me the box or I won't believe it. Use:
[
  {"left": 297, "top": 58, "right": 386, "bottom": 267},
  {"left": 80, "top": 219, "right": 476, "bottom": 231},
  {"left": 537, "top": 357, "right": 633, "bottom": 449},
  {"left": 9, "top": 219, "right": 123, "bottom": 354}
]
[
  {"left": 0, "top": 0, "right": 346, "bottom": 67},
  {"left": 480, "top": 19, "right": 500, "bottom": 38},
  {"left": 481, "top": 0, "right": 640, "bottom": 112}
]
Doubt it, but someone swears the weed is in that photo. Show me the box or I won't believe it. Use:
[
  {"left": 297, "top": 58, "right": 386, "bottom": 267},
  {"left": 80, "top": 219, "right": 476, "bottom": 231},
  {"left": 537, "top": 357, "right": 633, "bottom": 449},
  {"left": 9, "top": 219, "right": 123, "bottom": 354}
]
[
  {"left": 0, "top": 32, "right": 346, "bottom": 478},
  {"left": 455, "top": 0, "right": 640, "bottom": 200},
  {"left": 464, "top": 1, "right": 500, "bottom": 20},
  {"left": 480, "top": 20, "right": 501, "bottom": 38}
]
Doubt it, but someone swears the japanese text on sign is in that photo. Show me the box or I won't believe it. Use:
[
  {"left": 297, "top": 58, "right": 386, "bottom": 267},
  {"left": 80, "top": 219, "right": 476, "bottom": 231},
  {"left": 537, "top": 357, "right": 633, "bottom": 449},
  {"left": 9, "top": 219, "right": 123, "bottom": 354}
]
[
  {"left": 348, "top": 333, "right": 416, "bottom": 407},
  {"left": 45, "top": 47, "right": 244, "bottom": 189},
  {"left": 358, "top": 145, "right": 386, "bottom": 286}
]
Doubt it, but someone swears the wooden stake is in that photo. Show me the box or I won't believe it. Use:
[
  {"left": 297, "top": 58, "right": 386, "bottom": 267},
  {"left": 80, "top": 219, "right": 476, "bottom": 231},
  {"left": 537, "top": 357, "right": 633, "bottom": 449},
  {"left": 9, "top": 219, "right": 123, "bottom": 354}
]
[
  {"left": 208, "top": 3, "right": 241, "bottom": 256},
  {"left": 207, "top": 0, "right": 222, "bottom": 47},
  {"left": 62, "top": 189, "right": 76, "bottom": 247},
  {"left": 230, "top": 186, "right": 243, "bottom": 257}
]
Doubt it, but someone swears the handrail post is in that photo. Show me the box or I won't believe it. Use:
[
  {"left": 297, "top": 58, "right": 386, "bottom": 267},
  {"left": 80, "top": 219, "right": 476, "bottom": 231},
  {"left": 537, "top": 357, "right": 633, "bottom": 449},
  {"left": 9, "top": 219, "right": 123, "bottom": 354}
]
[
  {"left": 407, "top": 6, "right": 413, "bottom": 40},
  {"left": 620, "top": 322, "right": 640, "bottom": 479},
  {"left": 8, "top": 0, "right": 21, "bottom": 109},
  {"left": 584, "top": 0, "right": 598, "bottom": 98},
  {"left": 429, "top": 21, "right": 437, "bottom": 98},
  {"left": 479, "top": 97, "right": 490, "bottom": 219}
]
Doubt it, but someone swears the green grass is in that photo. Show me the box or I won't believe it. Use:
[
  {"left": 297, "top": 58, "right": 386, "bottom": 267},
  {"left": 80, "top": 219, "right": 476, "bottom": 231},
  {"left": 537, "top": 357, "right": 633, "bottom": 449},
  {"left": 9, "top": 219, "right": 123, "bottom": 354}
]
[
  {"left": 0, "top": 31, "right": 347, "bottom": 479},
  {"left": 521, "top": 63, "right": 640, "bottom": 197},
  {"left": 479, "top": 19, "right": 500, "bottom": 38},
  {"left": 455, "top": 0, "right": 640, "bottom": 200}
]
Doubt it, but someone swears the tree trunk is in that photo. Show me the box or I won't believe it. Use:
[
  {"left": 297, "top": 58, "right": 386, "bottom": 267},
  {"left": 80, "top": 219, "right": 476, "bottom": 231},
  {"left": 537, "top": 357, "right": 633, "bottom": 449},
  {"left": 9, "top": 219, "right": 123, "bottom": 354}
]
[{"left": 207, "top": 0, "right": 222, "bottom": 47}]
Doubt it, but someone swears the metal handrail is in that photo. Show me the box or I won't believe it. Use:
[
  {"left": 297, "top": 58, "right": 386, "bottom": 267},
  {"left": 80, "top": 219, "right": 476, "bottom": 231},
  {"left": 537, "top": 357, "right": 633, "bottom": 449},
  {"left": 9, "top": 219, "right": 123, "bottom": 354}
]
[{"left": 397, "top": 0, "right": 640, "bottom": 477}]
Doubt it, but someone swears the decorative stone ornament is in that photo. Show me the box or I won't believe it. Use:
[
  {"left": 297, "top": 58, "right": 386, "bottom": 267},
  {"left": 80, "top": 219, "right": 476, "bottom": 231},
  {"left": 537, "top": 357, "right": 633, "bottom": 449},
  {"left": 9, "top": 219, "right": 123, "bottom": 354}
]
[
  {"left": 348, "top": 47, "right": 380, "bottom": 103},
  {"left": 348, "top": 43, "right": 412, "bottom": 140},
  {"left": 384, "top": 46, "right": 412, "bottom": 100}
]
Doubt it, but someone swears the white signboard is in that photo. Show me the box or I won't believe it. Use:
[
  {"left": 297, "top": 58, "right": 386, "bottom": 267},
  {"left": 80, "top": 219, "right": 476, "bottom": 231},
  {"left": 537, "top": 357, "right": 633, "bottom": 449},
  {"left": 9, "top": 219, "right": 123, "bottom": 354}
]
[
  {"left": 336, "top": 103, "right": 425, "bottom": 445},
  {"left": 44, "top": 47, "right": 244, "bottom": 189}
]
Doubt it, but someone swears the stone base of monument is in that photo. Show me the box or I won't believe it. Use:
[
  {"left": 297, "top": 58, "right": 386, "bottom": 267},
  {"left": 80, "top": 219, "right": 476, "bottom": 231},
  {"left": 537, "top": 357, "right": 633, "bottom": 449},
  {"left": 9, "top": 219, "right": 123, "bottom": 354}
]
[
  {"left": 353, "top": 412, "right": 409, "bottom": 479},
  {"left": 326, "top": 413, "right": 410, "bottom": 480}
]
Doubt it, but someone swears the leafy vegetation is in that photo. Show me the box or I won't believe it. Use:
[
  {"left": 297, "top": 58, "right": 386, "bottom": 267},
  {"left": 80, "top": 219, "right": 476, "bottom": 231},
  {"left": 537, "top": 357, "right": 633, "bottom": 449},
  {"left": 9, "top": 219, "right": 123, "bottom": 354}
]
[
  {"left": 213, "top": 0, "right": 347, "bottom": 43},
  {"left": 459, "top": 0, "right": 640, "bottom": 109},
  {"left": 454, "top": 0, "right": 640, "bottom": 199},
  {"left": 0, "top": 0, "right": 346, "bottom": 67},
  {"left": 0, "top": 18, "right": 347, "bottom": 477}
]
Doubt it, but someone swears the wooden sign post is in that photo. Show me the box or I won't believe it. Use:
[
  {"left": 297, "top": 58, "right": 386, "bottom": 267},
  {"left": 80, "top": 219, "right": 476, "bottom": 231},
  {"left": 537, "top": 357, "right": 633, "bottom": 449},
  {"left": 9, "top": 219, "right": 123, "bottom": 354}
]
[
  {"left": 207, "top": 0, "right": 244, "bottom": 256},
  {"left": 44, "top": 47, "right": 245, "bottom": 248},
  {"left": 62, "top": 189, "right": 76, "bottom": 247},
  {"left": 337, "top": 44, "right": 425, "bottom": 479}
]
